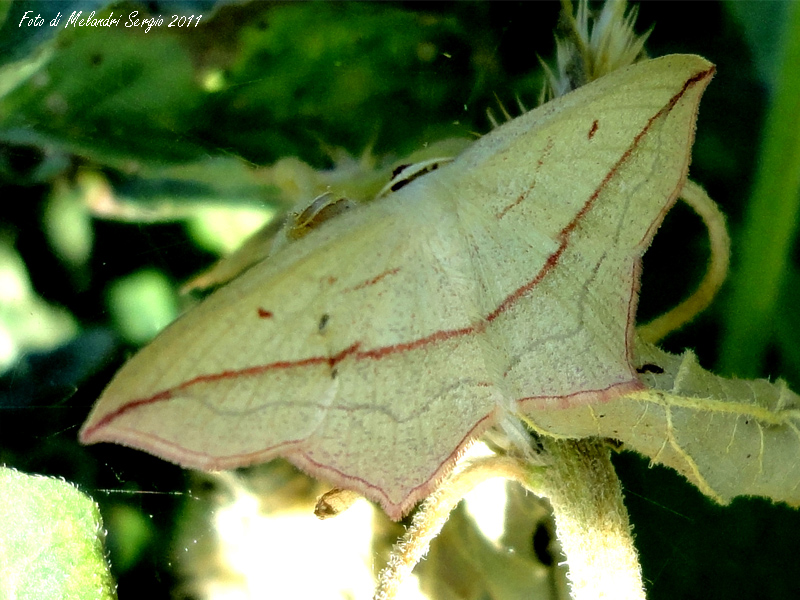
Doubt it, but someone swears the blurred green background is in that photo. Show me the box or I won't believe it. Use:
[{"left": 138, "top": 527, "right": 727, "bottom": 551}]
[{"left": 1, "top": 1, "right": 799, "bottom": 598}]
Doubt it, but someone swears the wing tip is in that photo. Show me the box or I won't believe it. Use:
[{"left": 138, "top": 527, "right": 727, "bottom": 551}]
[{"left": 78, "top": 414, "right": 109, "bottom": 445}]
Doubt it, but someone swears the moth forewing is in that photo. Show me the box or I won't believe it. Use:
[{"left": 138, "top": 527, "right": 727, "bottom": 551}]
[{"left": 81, "top": 55, "right": 714, "bottom": 520}]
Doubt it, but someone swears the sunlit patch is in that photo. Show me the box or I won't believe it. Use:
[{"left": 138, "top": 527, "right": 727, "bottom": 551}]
[
  {"left": 0, "top": 254, "right": 28, "bottom": 303},
  {"left": 0, "top": 241, "right": 77, "bottom": 372},
  {"left": 209, "top": 485, "right": 375, "bottom": 598},
  {"left": 459, "top": 441, "right": 510, "bottom": 545},
  {"left": 462, "top": 477, "right": 509, "bottom": 546},
  {"left": 202, "top": 69, "right": 226, "bottom": 93},
  {"left": 43, "top": 179, "right": 94, "bottom": 267},
  {"left": 106, "top": 269, "right": 178, "bottom": 345},
  {"left": 179, "top": 468, "right": 429, "bottom": 600},
  {"left": 212, "top": 489, "right": 375, "bottom": 598},
  {"left": 188, "top": 206, "right": 276, "bottom": 255},
  {"left": 0, "top": 327, "right": 15, "bottom": 369}
]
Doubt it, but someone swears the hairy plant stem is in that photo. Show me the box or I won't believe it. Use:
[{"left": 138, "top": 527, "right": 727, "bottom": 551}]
[{"left": 536, "top": 438, "right": 645, "bottom": 600}]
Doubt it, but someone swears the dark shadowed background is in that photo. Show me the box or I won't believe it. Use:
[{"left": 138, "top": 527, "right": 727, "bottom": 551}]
[{"left": 1, "top": 2, "right": 799, "bottom": 598}]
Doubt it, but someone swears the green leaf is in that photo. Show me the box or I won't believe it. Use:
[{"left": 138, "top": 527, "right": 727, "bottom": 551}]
[
  {"left": 723, "top": 0, "right": 789, "bottom": 88},
  {"left": 0, "top": 467, "right": 116, "bottom": 600},
  {"left": 719, "top": 0, "right": 800, "bottom": 377},
  {"left": 0, "top": 1, "right": 110, "bottom": 67},
  {"left": 110, "top": 157, "right": 287, "bottom": 218},
  {"left": 0, "top": 19, "right": 204, "bottom": 166},
  {"left": 205, "top": 3, "right": 469, "bottom": 164},
  {"left": 527, "top": 341, "right": 800, "bottom": 507}
]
